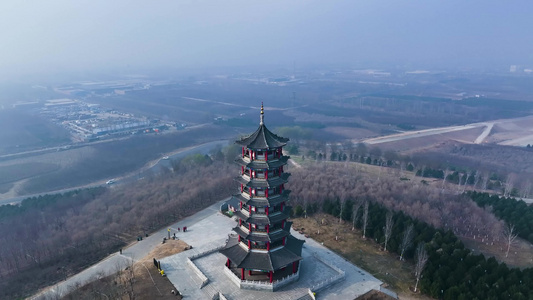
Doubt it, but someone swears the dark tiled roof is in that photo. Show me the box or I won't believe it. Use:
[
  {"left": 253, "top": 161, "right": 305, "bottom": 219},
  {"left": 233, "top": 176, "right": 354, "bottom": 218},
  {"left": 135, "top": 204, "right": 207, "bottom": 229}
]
[
  {"left": 236, "top": 124, "right": 289, "bottom": 149},
  {"left": 233, "top": 191, "right": 290, "bottom": 207},
  {"left": 235, "top": 156, "right": 289, "bottom": 169},
  {"left": 233, "top": 210, "right": 290, "bottom": 225},
  {"left": 235, "top": 173, "right": 290, "bottom": 188},
  {"left": 285, "top": 235, "right": 305, "bottom": 257},
  {"left": 220, "top": 235, "right": 248, "bottom": 266},
  {"left": 232, "top": 226, "right": 290, "bottom": 242},
  {"left": 220, "top": 234, "right": 305, "bottom": 272},
  {"left": 239, "top": 251, "right": 273, "bottom": 271},
  {"left": 270, "top": 247, "right": 302, "bottom": 270},
  {"left": 226, "top": 196, "right": 240, "bottom": 209}
]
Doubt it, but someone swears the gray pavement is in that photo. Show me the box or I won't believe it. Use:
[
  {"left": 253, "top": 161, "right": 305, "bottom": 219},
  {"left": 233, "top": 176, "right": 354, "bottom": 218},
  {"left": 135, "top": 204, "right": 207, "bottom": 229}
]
[{"left": 161, "top": 210, "right": 396, "bottom": 300}]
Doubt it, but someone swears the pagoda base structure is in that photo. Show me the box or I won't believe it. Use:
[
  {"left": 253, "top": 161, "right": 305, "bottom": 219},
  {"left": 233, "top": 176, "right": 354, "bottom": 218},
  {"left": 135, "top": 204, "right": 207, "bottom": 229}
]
[{"left": 221, "top": 234, "right": 303, "bottom": 291}]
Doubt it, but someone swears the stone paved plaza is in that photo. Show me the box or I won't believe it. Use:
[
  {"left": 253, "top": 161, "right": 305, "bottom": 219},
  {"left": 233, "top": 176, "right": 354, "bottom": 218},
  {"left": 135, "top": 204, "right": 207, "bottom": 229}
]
[{"left": 161, "top": 210, "right": 396, "bottom": 299}]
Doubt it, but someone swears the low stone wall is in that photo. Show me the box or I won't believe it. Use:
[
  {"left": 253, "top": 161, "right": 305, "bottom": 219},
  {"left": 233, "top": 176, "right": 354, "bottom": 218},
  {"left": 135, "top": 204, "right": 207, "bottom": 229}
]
[
  {"left": 223, "top": 265, "right": 300, "bottom": 291},
  {"left": 309, "top": 252, "right": 346, "bottom": 292},
  {"left": 187, "top": 258, "right": 209, "bottom": 288},
  {"left": 211, "top": 292, "right": 229, "bottom": 300},
  {"left": 187, "top": 245, "right": 225, "bottom": 289},
  {"left": 223, "top": 266, "right": 242, "bottom": 288},
  {"left": 295, "top": 289, "right": 316, "bottom": 300}
]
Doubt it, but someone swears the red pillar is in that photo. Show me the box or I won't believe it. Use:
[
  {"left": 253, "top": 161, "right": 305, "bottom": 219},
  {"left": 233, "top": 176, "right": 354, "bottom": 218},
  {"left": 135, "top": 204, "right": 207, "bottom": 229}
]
[
  {"left": 241, "top": 184, "right": 243, "bottom": 193},
  {"left": 267, "top": 242, "right": 270, "bottom": 251},
  {"left": 241, "top": 268, "right": 245, "bottom": 280},
  {"left": 265, "top": 151, "right": 268, "bottom": 161},
  {"left": 249, "top": 270, "right": 252, "bottom": 276},
  {"left": 239, "top": 219, "right": 242, "bottom": 226},
  {"left": 266, "top": 207, "right": 269, "bottom": 216},
  {"left": 248, "top": 240, "right": 251, "bottom": 249},
  {"left": 269, "top": 271, "right": 273, "bottom": 283},
  {"left": 266, "top": 188, "right": 268, "bottom": 198},
  {"left": 292, "top": 261, "right": 297, "bottom": 274},
  {"left": 249, "top": 223, "right": 252, "bottom": 231},
  {"left": 267, "top": 224, "right": 270, "bottom": 233},
  {"left": 227, "top": 258, "right": 230, "bottom": 267}
]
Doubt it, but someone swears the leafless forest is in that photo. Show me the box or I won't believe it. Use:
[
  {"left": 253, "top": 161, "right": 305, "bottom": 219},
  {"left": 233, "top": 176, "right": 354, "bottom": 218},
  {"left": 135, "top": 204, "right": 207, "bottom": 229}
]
[
  {"left": 289, "top": 162, "right": 505, "bottom": 243},
  {"left": 0, "top": 161, "right": 233, "bottom": 299}
]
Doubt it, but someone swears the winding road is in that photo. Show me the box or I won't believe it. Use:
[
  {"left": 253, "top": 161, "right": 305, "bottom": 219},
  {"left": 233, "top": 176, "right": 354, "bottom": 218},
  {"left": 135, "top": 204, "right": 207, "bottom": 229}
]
[{"left": 0, "top": 140, "right": 228, "bottom": 206}]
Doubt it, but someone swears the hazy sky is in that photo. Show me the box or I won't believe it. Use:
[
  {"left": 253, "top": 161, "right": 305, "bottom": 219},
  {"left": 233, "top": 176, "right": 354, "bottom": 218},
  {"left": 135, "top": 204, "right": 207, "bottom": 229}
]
[{"left": 1, "top": 0, "right": 532, "bottom": 78}]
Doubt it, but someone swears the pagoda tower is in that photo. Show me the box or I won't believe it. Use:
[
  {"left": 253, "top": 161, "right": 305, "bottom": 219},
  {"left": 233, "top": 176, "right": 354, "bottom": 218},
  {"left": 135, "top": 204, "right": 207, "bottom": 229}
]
[{"left": 220, "top": 103, "right": 304, "bottom": 288}]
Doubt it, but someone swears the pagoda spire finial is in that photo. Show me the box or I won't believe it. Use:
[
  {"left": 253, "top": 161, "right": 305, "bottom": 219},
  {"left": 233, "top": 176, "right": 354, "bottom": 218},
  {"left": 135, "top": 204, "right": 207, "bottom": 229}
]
[{"left": 260, "top": 102, "right": 264, "bottom": 125}]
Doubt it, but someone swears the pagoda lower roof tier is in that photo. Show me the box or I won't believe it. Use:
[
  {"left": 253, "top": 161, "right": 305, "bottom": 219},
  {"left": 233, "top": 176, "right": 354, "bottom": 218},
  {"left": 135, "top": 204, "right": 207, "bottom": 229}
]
[
  {"left": 235, "top": 156, "right": 289, "bottom": 169},
  {"left": 232, "top": 225, "right": 291, "bottom": 243},
  {"left": 220, "top": 234, "right": 305, "bottom": 272},
  {"left": 235, "top": 173, "right": 290, "bottom": 188},
  {"left": 233, "top": 192, "right": 290, "bottom": 207},
  {"left": 233, "top": 209, "right": 291, "bottom": 226}
]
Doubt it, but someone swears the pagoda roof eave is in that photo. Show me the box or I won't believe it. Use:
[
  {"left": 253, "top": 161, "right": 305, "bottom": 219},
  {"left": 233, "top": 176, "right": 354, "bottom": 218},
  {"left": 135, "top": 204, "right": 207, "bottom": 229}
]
[
  {"left": 232, "top": 226, "right": 291, "bottom": 242},
  {"left": 234, "top": 193, "right": 289, "bottom": 207},
  {"left": 235, "top": 173, "right": 290, "bottom": 188},
  {"left": 235, "top": 156, "right": 290, "bottom": 169},
  {"left": 235, "top": 124, "right": 289, "bottom": 149},
  {"left": 233, "top": 210, "right": 290, "bottom": 225}
]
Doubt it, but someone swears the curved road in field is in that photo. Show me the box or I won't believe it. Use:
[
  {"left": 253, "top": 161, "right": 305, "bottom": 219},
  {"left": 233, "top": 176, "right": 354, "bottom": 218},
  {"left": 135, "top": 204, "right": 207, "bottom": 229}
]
[
  {"left": 0, "top": 140, "right": 228, "bottom": 206},
  {"left": 364, "top": 115, "right": 533, "bottom": 146}
]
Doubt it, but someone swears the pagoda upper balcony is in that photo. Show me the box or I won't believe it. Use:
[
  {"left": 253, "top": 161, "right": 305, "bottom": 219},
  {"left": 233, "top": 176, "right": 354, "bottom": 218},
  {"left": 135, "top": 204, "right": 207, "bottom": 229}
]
[{"left": 242, "top": 153, "right": 279, "bottom": 162}]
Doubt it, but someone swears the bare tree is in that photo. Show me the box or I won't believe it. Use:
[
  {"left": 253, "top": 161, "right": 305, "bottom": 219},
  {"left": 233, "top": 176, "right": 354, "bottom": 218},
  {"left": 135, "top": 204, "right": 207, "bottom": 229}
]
[
  {"left": 473, "top": 170, "right": 481, "bottom": 190},
  {"left": 481, "top": 171, "right": 490, "bottom": 191},
  {"left": 339, "top": 195, "right": 346, "bottom": 223},
  {"left": 503, "top": 223, "right": 518, "bottom": 258},
  {"left": 383, "top": 211, "right": 394, "bottom": 252},
  {"left": 399, "top": 224, "right": 414, "bottom": 261},
  {"left": 461, "top": 173, "right": 470, "bottom": 193},
  {"left": 441, "top": 168, "right": 450, "bottom": 193},
  {"left": 504, "top": 174, "right": 515, "bottom": 197},
  {"left": 521, "top": 180, "right": 532, "bottom": 199},
  {"left": 414, "top": 243, "right": 428, "bottom": 292},
  {"left": 352, "top": 199, "right": 362, "bottom": 231},
  {"left": 376, "top": 161, "right": 383, "bottom": 182},
  {"left": 314, "top": 216, "right": 323, "bottom": 235},
  {"left": 362, "top": 200, "right": 369, "bottom": 238}
]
